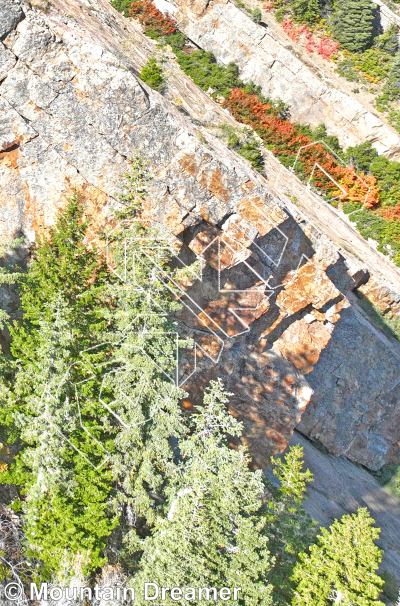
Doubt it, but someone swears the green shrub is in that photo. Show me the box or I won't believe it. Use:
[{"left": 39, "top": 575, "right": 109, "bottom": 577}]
[
  {"left": 111, "top": 0, "right": 132, "bottom": 16},
  {"left": 139, "top": 55, "right": 165, "bottom": 91},
  {"left": 354, "top": 48, "right": 392, "bottom": 80},
  {"left": 291, "top": 0, "right": 320, "bottom": 24},
  {"left": 310, "top": 123, "right": 343, "bottom": 156},
  {"left": 351, "top": 207, "right": 400, "bottom": 265},
  {"left": 164, "top": 31, "right": 186, "bottom": 50},
  {"left": 275, "top": 7, "right": 288, "bottom": 21},
  {"left": 336, "top": 57, "right": 361, "bottom": 82},
  {"left": 343, "top": 200, "right": 363, "bottom": 214},
  {"left": 174, "top": 51, "right": 251, "bottom": 98},
  {"left": 372, "top": 463, "right": 400, "bottom": 499},
  {"left": 251, "top": 6, "right": 262, "bottom": 22},
  {"left": 373, "top": 24, "right": 399, "bottom": 56},
  {"left": 345, "top": 141, "right": 378, "bottom": 172},
  {"left": 219, "top": 124, "right": 265, "bottom": 170}
]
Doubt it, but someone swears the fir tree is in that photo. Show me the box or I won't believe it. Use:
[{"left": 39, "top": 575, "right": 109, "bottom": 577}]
[
  {"left": 291, "top": 508, "right": 385, "bottom": 606},
  {"left": 333, "top": 0, "right": 375, "bottom": 52},
  {"left": 10, "top": 192, "right": 110, "bottom": 364},
  {"left": 139, "top": 55, "right": 165, "bottom": 91},
  {"left": 102, "top": 209, "right": 189, "bottom": 552},
  {"left": 264, "top": 445, "right": 316, "bottom": 606},
  {"left": 133, "top": 381, "right": 273, "bottom": 606},
  {"left": 1, "top": 195, "right": 117, "bottom": 576},
  {"left": 291, "top": 0, "right": 320, "bottom": 25},
  {"left": 381, "top": 53, "right": 400, "bottom": 102}
]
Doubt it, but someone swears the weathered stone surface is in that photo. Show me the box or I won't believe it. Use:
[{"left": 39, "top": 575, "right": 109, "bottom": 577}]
[
  {"left": 157, "top": 0, "right": 400, "bottom": 156},
  {"left": 0, "top": 0, "right": 24, "bottom": 41},
  {"left": 0, "top": 0, "right": 399, "bottom": 470},
  {"left": 276, "top": 260, "right": 341, "bottom": 315},
  {"left": 0, "top": 96, "right": 37, "bottom": 151},
  {"left": 274, "top": 318, "right": 333, "bottom": 375},
  {"left": 298, "top": 306, "right": 400, "bottom": 469},
  {"left": 0, "top": 42, "right": 16, "bottom": 82},
  {"left": 358, "top": 274, "right": 400, "bottom": 317}
]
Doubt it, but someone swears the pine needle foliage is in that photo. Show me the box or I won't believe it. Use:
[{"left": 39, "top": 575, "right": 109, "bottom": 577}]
[
  {"left": 133, "top": 380, "right": 273, "bottom": 606},
  {"left": 291, "top": 508, "right": 385, "bottom": 606},
  {"left": 264, "top": 445, "right": 316, "bottom": 606},
  {"left": 333, "top": 0, "right": 375, "bottom": 52}
]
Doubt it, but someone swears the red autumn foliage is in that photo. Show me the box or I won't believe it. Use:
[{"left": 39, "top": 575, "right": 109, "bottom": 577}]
[
  {"left": 224, "top": 89, "right": 380, "bottom": 206},
  {"left": 281, "top": 19, "right": 302, "bottom": 41},
  {"left": 130, "top": 0, "right": 177, "bottom": 35},
  {"left": 316, "top": 37, "right": 340, "bottom": 60},
  {"left": 378, "top": 202, "right": 400, "bottom": 221},
  {"left": 281, "top": 19, "right": 339, "bottom": 61}
]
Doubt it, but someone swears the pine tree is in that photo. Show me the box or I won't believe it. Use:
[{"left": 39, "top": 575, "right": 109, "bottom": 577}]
[
  {"left": 101, "top": 214, "right": 189, "bottom": 552},
  {"left": 333, "top": 0, "right": 375, "bottom": 52},
  {"left": 291, "top": 508, "right": 385, "bottom": 606},
  {"left": 133, "top": 380, "right": 273, "bottom": 606},
  {"left": 1, "top": 195, "right": 117, "bottom": 577},
  {"left": 264, "top": 445, "right": 316, "bottom": 606},
  {"left": 291, "top": 0, "right": 320, "bottom": 25},
  {"left": 10, "top": 192, "right": 109, "bottom": 364},
  {"left": 381, "top": 53, "right": 400, "bottom": 102}
]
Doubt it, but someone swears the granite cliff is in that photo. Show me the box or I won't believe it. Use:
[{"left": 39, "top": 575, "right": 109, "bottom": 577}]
[{"left": 0, "top": 0, "right": 400, "bottom": 476}]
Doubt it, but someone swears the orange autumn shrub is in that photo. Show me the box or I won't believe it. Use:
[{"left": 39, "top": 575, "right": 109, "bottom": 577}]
[
  {"left": 334, "top": 168, "right": 380, "bottom": 208},
  {"left": 130, "top": 0, "right": 177, "bottom": 35},
  {"left": 224, "top": 89, "right": 380, "bottom": 206},
  {"left": 378, "top": 202, "right": 400, "bottom": 221}
]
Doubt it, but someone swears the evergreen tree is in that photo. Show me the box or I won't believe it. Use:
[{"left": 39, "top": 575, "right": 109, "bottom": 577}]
[
  {"left": 333, "top": 0, "right": 375, "bottom": 52},
  {"left": 2, "top": 161, "right": 190, "bottom": 578},
  {"left": 10, "top": 192, "right": 109, "bottom": 364},
  {"left": 1, "top": 197, "right": 117, "bottom": 577},
  {"left": 291, "top": 508, "right": 385, "bottom": 606},
  {"left": 381, "top": 53, "right": 400, "bottom": 102},
  {"left": 139, "top": 55, "right": 165, "bottom": 91},
  {"left": 133, "top": 381, "right": 273, "bottom": 606},
  {"left": 374, "top": 24, "right": 399, "bottom": 56},
  {"left": 291, "top": 0, "right": 320, "bottom": 25},
  {"left": 251, "top": 7, "right": 262, "bottom": 23},
  {"left": 264, "top": 445, "right": 316, "bottom": 606},
  {"left": 345, "top": 141, "right": 378, "bottom": 174},
  {"left": 0, "top": 239, "right": 24, "bottom": 331}
]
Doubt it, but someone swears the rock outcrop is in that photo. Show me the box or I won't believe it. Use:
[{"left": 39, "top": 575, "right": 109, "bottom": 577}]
[
  {"left": 156, "top": 0, "right": 400, "bottom": 156},
  {"left": 0, "top": 0, "right": 399, "bottom": 470}
]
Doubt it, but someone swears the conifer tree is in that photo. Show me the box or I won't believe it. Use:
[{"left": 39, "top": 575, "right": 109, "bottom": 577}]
[
  {"left": 1, "top": 196, "right": 117, "bottom": 577},
  {"left": 291, "top": 508, "right": 385, "bottom": 606},
  {"left": 133, "top": 380, "right": 273, "bottom": 606},
  {"left": 332, "top": 0, "right": 375, "bottom": 52},
  {"left": 264, "top": 445, "right": 316, "bottom": 606},
  {"left": 10, "top": 192, "right": 109, "bottom": 364},
  {"left": 101, "top": 175, "right": 190, "bottom": 552},
  {"left": 291, "top": 0, "right": 320, "bottom": 25},
  {"left": 2, "top": 162, "right": 190, "bottom": 577},
  {"left": 380, "top": 53, "right": 400, "bottom": 102}
]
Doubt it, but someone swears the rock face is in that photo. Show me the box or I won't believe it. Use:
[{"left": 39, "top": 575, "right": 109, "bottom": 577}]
[
  {"left": 157, "top": 0, "right": 400, "bottom": 156},
  {"left": 298, "top": 304, "right": 400, "bottom": 469},
  {"left": 0, "top": 0, "right": 399, "bottom": 470}
]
